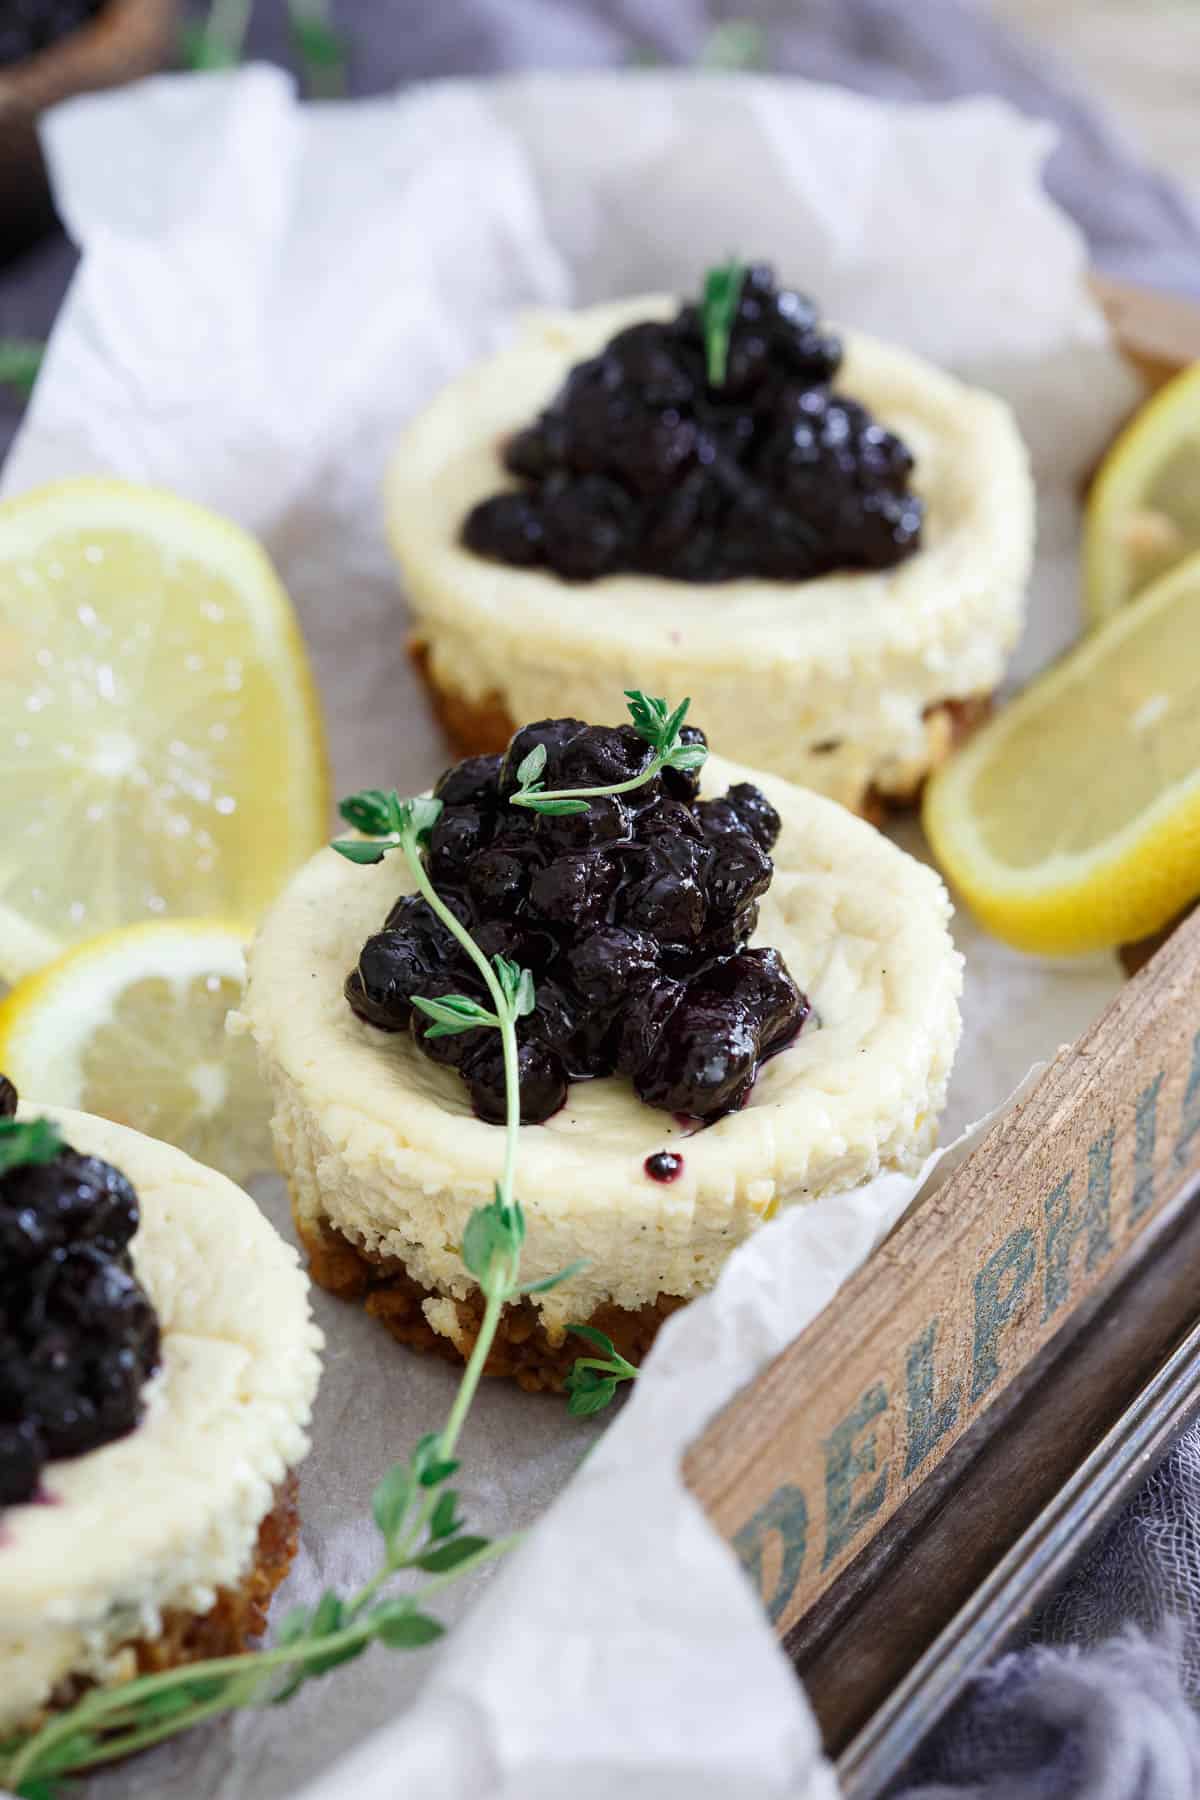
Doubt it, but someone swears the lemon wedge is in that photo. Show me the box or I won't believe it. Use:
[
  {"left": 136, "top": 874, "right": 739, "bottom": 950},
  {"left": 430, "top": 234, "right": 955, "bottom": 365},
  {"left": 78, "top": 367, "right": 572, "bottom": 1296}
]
[
  {"left": 1084, "top": 361, "right": 1200, "bottom": 624},
  {"left": 923, "top": 552, "right": 1200, "bottom": 954},
  {"left": 0, "top": 478, "right": 329, "bottom": 982},
  {"left": 0, "top": 919, "right": 274, "bottom": 1183}
]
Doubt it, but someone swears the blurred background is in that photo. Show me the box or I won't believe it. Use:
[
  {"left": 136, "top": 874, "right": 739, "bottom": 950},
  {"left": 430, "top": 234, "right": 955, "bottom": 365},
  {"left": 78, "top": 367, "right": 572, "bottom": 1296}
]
[{"left": 1, "top": 0, "right": 1197, "bottom": 368}]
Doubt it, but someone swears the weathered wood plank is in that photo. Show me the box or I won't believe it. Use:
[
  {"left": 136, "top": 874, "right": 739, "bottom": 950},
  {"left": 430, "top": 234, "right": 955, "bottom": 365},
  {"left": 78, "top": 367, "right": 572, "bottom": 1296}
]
[{"left": 684, "top": 906, "right": 1200, "bottom": 1637}]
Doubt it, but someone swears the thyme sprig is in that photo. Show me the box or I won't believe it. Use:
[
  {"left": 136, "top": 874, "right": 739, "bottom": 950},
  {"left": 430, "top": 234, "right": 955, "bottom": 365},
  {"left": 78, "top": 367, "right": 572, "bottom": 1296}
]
[
  {"left": 512, "top": 690, "right": 707, "bottom": 814},
  {"left": 700, "top": 258, "right": 746, "bottom": 387},
  {"left": 1, "top": 699, "right": 684, "bottom": 1791},
  {"left": 0, "top": 1116, "right": 62, "bottom": 1176},
  {"left": 564, "top": 1328, "right": 641, "bottom": 1417},
  {"left": 1, "top": 1456, "right": 518, "bottom": 1794},
  {"left": 0, "top": 338, "right": 44, "bottom": 399}
]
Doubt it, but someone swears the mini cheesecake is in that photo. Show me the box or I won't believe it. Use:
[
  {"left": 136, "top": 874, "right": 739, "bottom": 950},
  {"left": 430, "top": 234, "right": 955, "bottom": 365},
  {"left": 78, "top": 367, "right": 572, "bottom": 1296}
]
[
  {"left": 243, "top": 749, "right": 962, "bottom": 1390},
  {"left": 0, "top": 1106, "right": 322, "bottom": 1734},
  {"left": 387, "top": 282, "right": 1033, "bottom": 816}
]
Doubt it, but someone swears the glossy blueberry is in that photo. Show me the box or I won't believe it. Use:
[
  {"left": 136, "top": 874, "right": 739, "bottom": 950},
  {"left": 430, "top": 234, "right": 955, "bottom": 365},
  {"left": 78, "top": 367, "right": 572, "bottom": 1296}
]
[
  {"left": 347, "top": 930, "right": 432, "bottom": 1031},
  {"left": 461, "top": 493, "right": 545, "bottom": 566},
  {"left": 529, "top": 850, "right": 621, "bottom": 931},
  {"left": 499, "top": 718, "right": 586, "bottom": 797},
  {"left": 468, "top": 847, "right": 533, "bottom": 920},
  {"left": 635, "top": 994, "right": 759, "bottom": 1120},
  {"left": 567, "top": 927, "right": 660, "bottom": 1007},
  {"left": 705, "top": 831, "right": 772, "bottom": 919},
  {"left": 0, "top": 1139, "right": 160, "bottom": 1506},
  {"left": 348, "top": 722, "right": 810, "bottom": 1130},
  {"left": 427, "top": 807, "right": 490, "bottom": 885},
  {"left": 725, "top": 782, "right": 781, "bottom": 851},
  {"left": 660, "top": 725, "right": 709, "bottom": 803},
  {"left": 433, "top": 753, "right": 503, "bottom": 811},
  {"left": 465, "top": 1037, "right": 568, "bottom": 1126},
  {"left": 460, "top": 263, "right": 918, "bottom": 583}
]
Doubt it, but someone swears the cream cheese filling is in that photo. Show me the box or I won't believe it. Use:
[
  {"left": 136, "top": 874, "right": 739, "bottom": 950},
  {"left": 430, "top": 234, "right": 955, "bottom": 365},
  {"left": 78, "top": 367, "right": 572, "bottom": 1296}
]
[
  {"left": 385, "top": 296, "right": 1034, "bottom": 808},
  {"left": 0, "top": 1108, "right": 323, "bottom": 1731},
  {"left": 245, "top": 754, "right": 963, "bottom": 1336}
]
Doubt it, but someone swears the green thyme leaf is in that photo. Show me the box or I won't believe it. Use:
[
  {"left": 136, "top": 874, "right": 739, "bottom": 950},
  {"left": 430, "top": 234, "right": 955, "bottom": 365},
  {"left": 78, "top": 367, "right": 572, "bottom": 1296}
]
[
  {"left": 308, "top": 1637, "right": 368, "bottom": 1677},
  {"left": 331, "top": 837, "right": 392, "bottom": 864},
  {"left": 14, "top": 1777, "right": 60, "bottom": 1800},
  {"left": 564, "top": 1323, "right": 640, "bottom": 1414},
  {"left": 338, "top": 788, "right": 397, "bottom": 835},
  {"left": 516, "top": 1257, "right": 589, "bottom": 1296},
  {"left": 0, "top": 1118, "right": 62, "bottom": 1177},
  {"left": 273, "top": 1604, "right": 313, "bottom": 1646},
  {"left": 335, "top": 790, "right": 442, "bottom": 852},
  {"left": 565, "top": 1369, "right": 620, "bottom": 1417},
  {"left": 372, "top": 1606, "right": 446, "bottom": 1650},
  {"left": 310, "top": 1591, "right": 344, "bottom": 1638},
  {"left": 664, "top": 743, "right": 707, "bottom": 772},
  {"left": 411, "top": 1434, "right": 460, "bottom": 1490},
  {"left": 516, "top": 743, "right": 547, "bottom": 789},
  {"left": 520, "top": 796, "right": 591, "bottom": 816},
  {"left": 461, "top": 1199, "right": 523, "bottom": 1281},
  {"left": 513, "top": 967, "right": 536, "bottom": 1017},
  {"left": 492, "top": 956, "right": 536, "bottom": 1020},
  {"left": 418, "top": 1457, "right": 459, "bottom": 1489},
  {"left": 698, "top": 19, "right": 766, "bottom": 70},
  {"left": 429, "top": 1490, "right": 463, "bottom": 1540},
  {"left": 662, "top": 695, "right": 691, "bottom": 746},
  {"left": 567, "top": 1324, "right": 621, "bottom": 1358},
  {"left": 624, "top": 689, "right": 667, "bottom": 747},
  {"left": 411, "top": 994, "right": 499, "bottom": 1039},
  {"left": 0, "top": 338, "right": 44, "bottom": 398},
  {"left": 287, "top": 2, "right": 348, "bottom": 97},
  {"left": 371, "top": 1464, "right": 413, "bottom": 1544},
  {"left": 700, "top": 258, "right": 745, "bottom": 387},
  {"left": 409, "top": 1533, "right": 490, "bottom": 1574},
  {"left": 407, "top": 795, "right": 444, "bottom": 844}
]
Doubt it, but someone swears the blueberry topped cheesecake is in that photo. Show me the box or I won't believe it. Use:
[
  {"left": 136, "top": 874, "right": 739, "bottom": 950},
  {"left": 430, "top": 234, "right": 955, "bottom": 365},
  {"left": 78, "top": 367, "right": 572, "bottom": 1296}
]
[
  {"left": 0, "top": 1082, "right": 321, "bottom": 1733},
  {"left": 387, "top": 263, "right": 1033, "bottom": 814},
  {"left": 245, "top": 709, "right": 963, "bottom": 1390}
]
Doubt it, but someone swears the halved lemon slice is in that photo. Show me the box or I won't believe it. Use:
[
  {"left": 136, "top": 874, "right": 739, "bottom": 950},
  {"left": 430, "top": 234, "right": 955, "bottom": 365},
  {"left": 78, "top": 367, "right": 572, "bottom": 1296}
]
[
  {"left": 923, "top": 553, "right": 1200, "bottom": 954},
  {"left": 1084, "top": 361, "right": 1200, "bottom": 624},
  {"left": 0, "top": 919, "right": 273, "bottom": 1184},
  {"left": 0, "top": 478, "right": 329, "bottom": 982}
]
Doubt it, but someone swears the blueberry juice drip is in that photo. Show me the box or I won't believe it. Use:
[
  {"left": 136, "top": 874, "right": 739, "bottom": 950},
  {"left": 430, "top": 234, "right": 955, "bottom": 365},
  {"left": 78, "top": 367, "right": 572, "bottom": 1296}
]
[
  {"left": 644, "top": 1151, "right": 684, "bottom": 1183},
  {"left": 0, "top": 1084, "right": 161, "bottom": 1510},
  {"left": 345, "top": 718, "right": 810, "bottom": 1128},
  {"left": 462, "top": 262, "right": 923, "bottom": 585}
]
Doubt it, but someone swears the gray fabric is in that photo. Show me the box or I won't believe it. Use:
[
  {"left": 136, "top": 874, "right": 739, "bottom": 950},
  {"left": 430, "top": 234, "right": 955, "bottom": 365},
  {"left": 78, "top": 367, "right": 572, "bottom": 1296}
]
[{"left": 893, "top": 1435, "right": 1200, "bottom": 1799}]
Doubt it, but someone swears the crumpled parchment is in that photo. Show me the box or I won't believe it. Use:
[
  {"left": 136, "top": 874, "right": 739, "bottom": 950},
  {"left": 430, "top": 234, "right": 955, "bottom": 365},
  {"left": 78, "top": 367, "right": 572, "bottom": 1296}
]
[{"left": 2, "top": 65, "right": 1138, "bottom": 1800}]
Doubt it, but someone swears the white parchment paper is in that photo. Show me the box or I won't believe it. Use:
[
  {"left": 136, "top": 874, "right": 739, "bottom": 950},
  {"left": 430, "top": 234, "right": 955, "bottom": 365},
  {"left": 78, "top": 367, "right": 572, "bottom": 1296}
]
[{"left": 3, "top": 66, "right": 1140, "bottom": 1799}]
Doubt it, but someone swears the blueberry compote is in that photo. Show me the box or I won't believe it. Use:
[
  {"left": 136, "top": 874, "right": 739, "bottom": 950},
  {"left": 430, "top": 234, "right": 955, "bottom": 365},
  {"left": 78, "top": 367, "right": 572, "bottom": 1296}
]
[
  {"left": 462, "top": 263, "right": 923, "bottom": 584},
  {"left": 345, "top": 719, "right": 810, "bottom": 1126},
  {"left": 0, "top": 1080, "right": 160, "bottom": 1508}
]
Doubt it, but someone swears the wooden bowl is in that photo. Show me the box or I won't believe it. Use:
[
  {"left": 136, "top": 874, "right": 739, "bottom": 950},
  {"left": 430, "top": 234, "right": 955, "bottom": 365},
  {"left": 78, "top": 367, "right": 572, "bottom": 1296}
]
[{"left": 0, "top": 0, "right": 176, "bottom": 262}]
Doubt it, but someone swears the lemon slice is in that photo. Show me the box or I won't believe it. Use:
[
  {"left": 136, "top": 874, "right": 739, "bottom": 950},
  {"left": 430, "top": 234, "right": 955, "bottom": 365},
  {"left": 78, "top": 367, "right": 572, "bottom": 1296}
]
[
  {"left": 0, "top": 478, "right": 329, "bottom": 982},
  {"left": 923, "top": 552, "right": 1200, "bottom": 954},
  {"left": 1084, "top": 361, "right": 1200, "bottom": 624},
  {"left": 0, "top": 919, "right": 274, "bottom": 1184}
]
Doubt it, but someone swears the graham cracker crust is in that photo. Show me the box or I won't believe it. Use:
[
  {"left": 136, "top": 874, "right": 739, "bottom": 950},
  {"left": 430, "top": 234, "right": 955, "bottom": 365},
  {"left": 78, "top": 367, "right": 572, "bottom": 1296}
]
[
  {"left": 136, "top": 1474, "right": 300, "bottom": 1672},
  {"left": 41, "top": 1477, "right": 300, "bottom": 1729},
  {"left": 409, "top": 637, "right": 990, "bottom": 819},
  {"left": 295, "top": 1208, "right": 685, "bottom": 1393}
]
